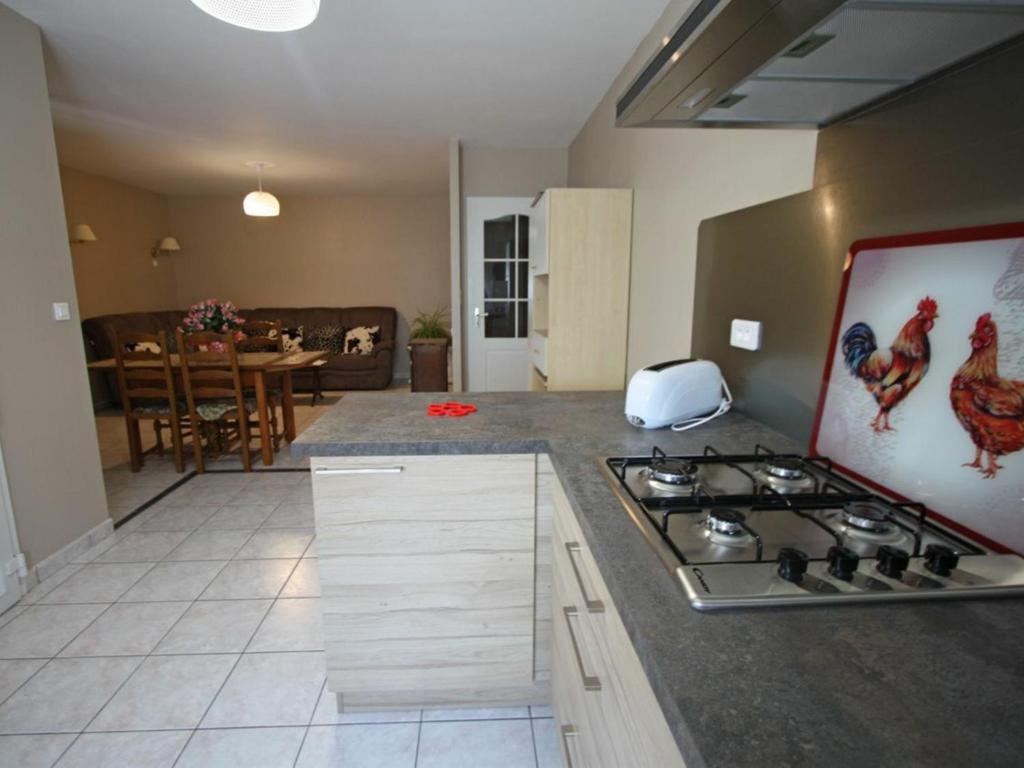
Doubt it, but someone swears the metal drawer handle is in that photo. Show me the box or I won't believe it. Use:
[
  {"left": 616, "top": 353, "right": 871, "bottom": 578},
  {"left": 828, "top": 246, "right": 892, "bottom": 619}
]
[
  {"left": 560, "top": 725, "right": 580, "bottom": 768},
  {"left": 563, "top": 607, "right": 601, "bottom": 691},
  {"left": 565, "top": 543, "right": 605, "bottom": 613},
  {"left": 313, "top": 466, "right": 404, "bottom": 475}
]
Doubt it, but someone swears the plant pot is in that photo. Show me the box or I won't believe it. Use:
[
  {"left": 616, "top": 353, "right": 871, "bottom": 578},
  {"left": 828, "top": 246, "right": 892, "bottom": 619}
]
[{"left": 408, "top": 338, "right": 450, "bottom": 392}]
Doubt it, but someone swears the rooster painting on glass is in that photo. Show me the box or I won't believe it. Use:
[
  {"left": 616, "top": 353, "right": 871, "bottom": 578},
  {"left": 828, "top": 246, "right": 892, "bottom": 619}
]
[{"left": 812, "top": 223, "right": 1024, "bottom": 555}]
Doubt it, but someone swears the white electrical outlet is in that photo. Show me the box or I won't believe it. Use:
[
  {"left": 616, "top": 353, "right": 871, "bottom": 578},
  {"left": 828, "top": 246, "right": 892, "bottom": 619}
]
[
  {"left": 52, "top": 302, "right": 71, "bottom": 322},
  {"left": 730, "top": 319, "right": 762, "bottom": 351}
]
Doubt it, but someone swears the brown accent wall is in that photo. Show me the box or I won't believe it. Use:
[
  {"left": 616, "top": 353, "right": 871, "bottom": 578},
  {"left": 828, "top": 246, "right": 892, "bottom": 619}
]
[
  {"left": 59, "top": 166, "right": 177, "bottom": 318},
  {"left": 0, "top": 4, "right": 109, "bottom": 568},
  {"left": 692, "top": 39, "right": 1024, "bottom": 444},
  {"left": 167, "top": 193, "right": 450, "bottom": 379}
]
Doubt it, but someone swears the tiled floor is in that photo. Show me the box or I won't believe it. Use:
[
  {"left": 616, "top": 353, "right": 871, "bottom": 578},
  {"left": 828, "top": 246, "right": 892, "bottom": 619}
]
[{"left": 0, "top": 469, "right": 559, "bottom": 767}]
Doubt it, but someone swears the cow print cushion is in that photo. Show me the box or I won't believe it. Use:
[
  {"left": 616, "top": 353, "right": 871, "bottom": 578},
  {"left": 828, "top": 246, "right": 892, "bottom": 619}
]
[
  {"left": 305, "top": 325, "right": 345, "bottom": 356},
  {"left": 124, "top": 341, "right": 162, "bottom": 354},
  {"left": 268, "top": 325, "right": 304, "bottom": 352},
  {"left": 343, "top": 325, "right": 382, "bottom": 355}
]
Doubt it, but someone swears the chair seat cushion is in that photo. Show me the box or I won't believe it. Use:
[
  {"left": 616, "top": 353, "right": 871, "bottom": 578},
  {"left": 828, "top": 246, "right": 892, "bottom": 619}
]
[
  {"left": 194, "top": 397, "right": 257, "bottom": 421},
  {"left": 132, "top": 398, "right": 186, "bottom": 415},
  {"left": 326, "top": 353, "right": 379, "bottom": 372}
]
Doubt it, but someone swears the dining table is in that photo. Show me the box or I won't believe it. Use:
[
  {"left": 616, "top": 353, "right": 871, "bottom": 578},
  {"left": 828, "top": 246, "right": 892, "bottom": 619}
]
[{"left": 88, "top": 350, "right": 329, "bottom": 468}]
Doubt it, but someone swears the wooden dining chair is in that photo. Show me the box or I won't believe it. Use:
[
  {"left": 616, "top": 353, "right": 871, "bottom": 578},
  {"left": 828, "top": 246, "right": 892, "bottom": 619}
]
[
  {"left": 238, "top": 319, "right": 284, "bottom": 451},
  {"left": 112, "top": 329, "right": 188, "bottom": 473},
  {"left": 176, "top": 330, "right": 258, "bottom": 472}
]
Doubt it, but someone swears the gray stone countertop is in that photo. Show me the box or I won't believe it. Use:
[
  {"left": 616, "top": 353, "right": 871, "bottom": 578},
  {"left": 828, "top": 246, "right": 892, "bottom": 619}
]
[{"left": 294, "top": 391, "right": 1024, "bottom": 768}]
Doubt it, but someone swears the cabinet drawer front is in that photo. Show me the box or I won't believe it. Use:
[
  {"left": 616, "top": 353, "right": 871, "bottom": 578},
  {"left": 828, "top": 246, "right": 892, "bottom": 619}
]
[{"left": 313, "top": 454, "right": 537, "bottom": 707}]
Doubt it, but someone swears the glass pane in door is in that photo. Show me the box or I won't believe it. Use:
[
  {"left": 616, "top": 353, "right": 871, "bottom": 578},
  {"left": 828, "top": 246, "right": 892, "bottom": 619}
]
[
  {"left": 517, "top": 216, "right": 529, "bottom": 261},
  {"left": 484, "top": 261, "right": 513, "bottom": 299},
  {"left": 484, "top": 301, "right": 516, "bottom": 338},
  {"left": 484, "top": 216, "right": 516, "bottom": 261}
]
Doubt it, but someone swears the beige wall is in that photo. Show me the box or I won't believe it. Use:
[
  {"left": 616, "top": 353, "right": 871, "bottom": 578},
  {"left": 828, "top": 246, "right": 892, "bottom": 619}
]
[
  {"left": 0, "top": 4, "right": 109, "bottom": 568},
  {"left": 60, "top": 166, "right": 177, "bottom": 318},
  {"left": 168, "top": 194, "right": 450, "bottom": 378},
  {"left": 567, "top": 0, "right": 819, "bottom": 377}
]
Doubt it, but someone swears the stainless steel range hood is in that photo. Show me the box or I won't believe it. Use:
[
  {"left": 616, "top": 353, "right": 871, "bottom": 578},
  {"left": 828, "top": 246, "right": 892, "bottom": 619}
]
[{"left": 617, "top": 0, "right": 1024, "bottom": 128}]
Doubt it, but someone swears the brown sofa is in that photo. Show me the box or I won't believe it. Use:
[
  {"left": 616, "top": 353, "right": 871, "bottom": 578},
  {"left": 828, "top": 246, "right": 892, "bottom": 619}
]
[{"left": 82, "top": 306, "right": 396, "bottom": 408}]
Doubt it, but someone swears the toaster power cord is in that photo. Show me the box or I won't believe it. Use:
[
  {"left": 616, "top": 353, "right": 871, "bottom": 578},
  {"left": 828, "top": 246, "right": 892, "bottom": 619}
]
[{"left": 670, "top": 378, "right": 733, "bottom": 432}]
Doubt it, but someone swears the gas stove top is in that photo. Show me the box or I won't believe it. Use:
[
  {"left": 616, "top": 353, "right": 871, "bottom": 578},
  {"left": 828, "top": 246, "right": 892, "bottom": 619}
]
[{"left": 603, "top": 445, "right": 1024, "bottom": 610}]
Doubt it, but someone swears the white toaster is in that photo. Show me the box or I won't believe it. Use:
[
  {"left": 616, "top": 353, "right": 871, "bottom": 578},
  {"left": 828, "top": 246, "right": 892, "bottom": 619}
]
[{"left": 624, "top": 359, "right": 730, "bottom": 429}]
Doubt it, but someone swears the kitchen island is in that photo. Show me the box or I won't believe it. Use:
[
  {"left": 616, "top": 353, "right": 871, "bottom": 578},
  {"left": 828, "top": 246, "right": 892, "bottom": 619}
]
[{"left": 293, "top": 391, "right": 1024, "bottom": 768}]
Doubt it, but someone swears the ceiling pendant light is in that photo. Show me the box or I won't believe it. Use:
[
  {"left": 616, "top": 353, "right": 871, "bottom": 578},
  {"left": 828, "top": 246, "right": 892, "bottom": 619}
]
[
  {"left": 243, "top": 162, "right": 280, "bottom": 217},
  {"left": 190, "top": 0, "right": 320, "bottom": 32}
]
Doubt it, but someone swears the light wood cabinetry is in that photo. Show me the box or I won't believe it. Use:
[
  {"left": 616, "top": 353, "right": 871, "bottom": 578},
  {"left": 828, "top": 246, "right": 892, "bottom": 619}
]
[
  {"left": 528, "top": 188, "right": 633, "bottom": 392},
  {"left": 550, "top": 475, "right": 688, "bottom": 768},
  {"left": 312, "top": 454, "right": 552, "bottom": 711}
]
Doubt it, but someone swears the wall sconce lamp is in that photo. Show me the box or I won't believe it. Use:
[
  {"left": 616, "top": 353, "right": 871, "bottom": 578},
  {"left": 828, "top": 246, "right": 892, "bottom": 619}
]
[
  {"left": 151, "top": 236, "right": 181, "bottom": 267},
  {"left": 69, "top": 224, "right": 98, "bottom": 244}
]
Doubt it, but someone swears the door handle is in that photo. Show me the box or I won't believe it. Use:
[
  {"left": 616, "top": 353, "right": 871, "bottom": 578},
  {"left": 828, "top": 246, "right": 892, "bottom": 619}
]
[
  {"left": 474, "top": 307, "right": 490, "bottom": 327},
  {"left": 562, "top": 607, "right": 601, "bottom": 691},
  {"left": 565, "top": 543, "right": 605, "bottom": 613},
  {"left": 560, "top": 726, "right": 581, "bottom": 768},
  {"left": 313, "top": 466, "right": 404, "bottom": 475}
]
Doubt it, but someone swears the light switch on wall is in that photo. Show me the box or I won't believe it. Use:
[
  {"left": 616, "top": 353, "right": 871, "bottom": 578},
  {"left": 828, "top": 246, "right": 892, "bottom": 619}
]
[
  {"left": 52, "top": 302, "right": 71, "bottom": 322},
  {"left": 730, "top": 319, "right": 762, "bottom": 351}
]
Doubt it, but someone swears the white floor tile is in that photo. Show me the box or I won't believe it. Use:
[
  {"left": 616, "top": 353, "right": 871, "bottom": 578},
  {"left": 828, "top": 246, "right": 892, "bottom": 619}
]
[
  {"left": 0, "top": 734, "right": 77, "bottom": 767},
  {"left": 533, "top": 718, "right": 561, "bottom": 768},
  {"left": 0, "top": 606, "right": 26, "bottom": 631},
  {"left": 59, "top": 602, "right": 189, "bottom": 657},
  {"left": 164, "top": 529, "right": 254, "bottom": 561},
  {"left": 199, "top": 559, "right": 297, "bottom": 600},
  {"left": 227, "top": 487, "right": 292, "bottom": 506},
  {"left": 70, "top": 537, "right": 119, "bottom": 565},
  {"left": 422, "top": 706, "right": 531, "bottom": 721},
  {"left": 154, "top": 600, "right": 272, "bottom": 655},
  {"left": 0, "top": 604, "right": 109, "bottom": 659},
  {"left": 283, "top": 486, "right": 314, "bottom": 504},
  {"left": 17, "top": 565, "right": 83, "bottom": 605},
  {"left": 280, "top": 558, "right": 320, "bottom": 598},
  {"left": 247, "top": 599, "right": 323, "bottom": 652},
  {"left": 55, "top": 730, "right": 190, "bottom": 767},
  {"left": 310, "top": 686, "right": 419, "bottom": 726},
  {"left": 161, "top": 487, "right": 238, "bottom": 507},
  {"left": 201, "top": 651, "right": 324, "bottom": 728},
  {"left": 417, "top": 718, "right": 537, "bottom": 768},
  {"left": 175, "top": 726, "right": 305, "bottom": 768},
  {"left": 136, "top": 505, "right": 219, "bottom": 532},
  {"left": 202, "top": 505, "right": 277, "bottom": 530},
  {"left": 296, "top": 723, "right": 419, "bottom": 768},
  {"left": 530, "top": 705, "right": 553, "bottom": 718},
  {"left": 93, "top": 531, "right": 191, "bottom": 563},
  {"left": 39, "top": 564, "right": 153, "bottom": 604},
  {"left": 247, "top": 472, "right": 305, "bottom": 488},
  {"left": 261, "top": 503, "right": 314, "bottom": 529},
  {"left": 0, "top": 657, "right": 141, "bottom": 734},
  {"left": 0, "top": 659, "right": 47, "bottom": 702},
  {"left": 88, "top": 654, "right": 237, "bottom": 731},
  {"left": 118, "top": 561, "right": 227, "bottom": 602},
  {"left": 236, "top": 529, "right": 314, "bottom": 559}
]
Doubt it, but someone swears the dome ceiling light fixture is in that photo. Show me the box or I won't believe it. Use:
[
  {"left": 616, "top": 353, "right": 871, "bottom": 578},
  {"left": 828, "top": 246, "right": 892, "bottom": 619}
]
[
  {"left": 190, "top": 0, "right": 320, "bottom": 33},
  {"left": 243, "top": 161, "right": 280, "bottom": 218}
]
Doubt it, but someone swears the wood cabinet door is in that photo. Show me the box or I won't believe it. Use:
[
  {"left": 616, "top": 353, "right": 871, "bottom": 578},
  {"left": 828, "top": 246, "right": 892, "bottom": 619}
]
[{"left": 312, "top": 454, "right": 539, "bottom": 709}]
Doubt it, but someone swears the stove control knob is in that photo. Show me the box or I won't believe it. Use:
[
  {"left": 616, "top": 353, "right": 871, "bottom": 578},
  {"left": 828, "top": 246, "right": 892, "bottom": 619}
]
[
  {"left": 924, "top": 544, "right": 959, "bottom": 577},
  {"left": 777, "top": 548, "right": 809, "bottom": 583},
  {"left": 826, "top": 545, "right": 859, "bottom": 581},
  {"left": 876, "top": 545, "right": 910, "bottom": 579}
]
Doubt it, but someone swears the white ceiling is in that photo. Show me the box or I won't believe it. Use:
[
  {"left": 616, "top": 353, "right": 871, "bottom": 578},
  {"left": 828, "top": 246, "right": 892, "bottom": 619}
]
[{"left": 7, "top": 0, "right": 671, "bottom": 195}]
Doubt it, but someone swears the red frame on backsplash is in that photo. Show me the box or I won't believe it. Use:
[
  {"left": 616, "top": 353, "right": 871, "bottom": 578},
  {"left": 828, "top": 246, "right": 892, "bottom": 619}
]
[{"left": 809, "top": 221, "right": 1024, "bottom": 555}]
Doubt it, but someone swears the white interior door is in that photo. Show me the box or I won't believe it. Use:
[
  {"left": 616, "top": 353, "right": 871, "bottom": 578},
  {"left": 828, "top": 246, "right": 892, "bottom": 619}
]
[
  {"left": 465, "top": 197, "right": 533, "bottom": 391},
  {"left": 0, "top": 437, "right": 24, "bottom": 613}
]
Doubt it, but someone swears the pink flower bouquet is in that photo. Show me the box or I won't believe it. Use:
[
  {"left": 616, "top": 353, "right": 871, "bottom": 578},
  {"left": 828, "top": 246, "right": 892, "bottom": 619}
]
[{"left": 179, "top": 299, "right": 246, "bottom": 352}]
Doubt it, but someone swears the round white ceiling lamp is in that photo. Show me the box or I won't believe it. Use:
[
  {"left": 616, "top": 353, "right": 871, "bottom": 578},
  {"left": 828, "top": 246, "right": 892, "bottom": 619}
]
[
  {"left": 243, "top": 162, "right": 280, "bottom": 217},
  {"left": 190, "top": 0, "right": 320, "bottom": 32}
]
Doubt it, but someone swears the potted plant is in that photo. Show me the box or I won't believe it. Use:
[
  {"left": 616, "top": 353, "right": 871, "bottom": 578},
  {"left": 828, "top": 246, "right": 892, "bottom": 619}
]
[{"left": 408, "top": 308, "right": 450, "bottom": 392}]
